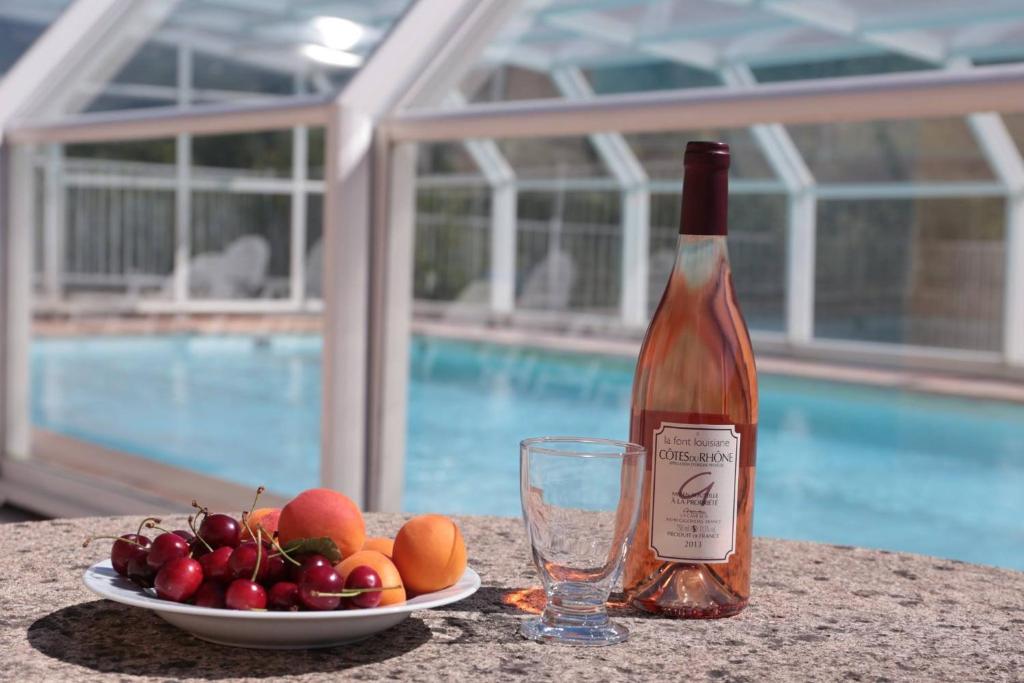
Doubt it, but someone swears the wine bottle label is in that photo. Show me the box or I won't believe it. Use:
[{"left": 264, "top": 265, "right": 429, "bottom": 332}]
[{"left": 649, "top": 422, "right": 740, "bottom": 563}]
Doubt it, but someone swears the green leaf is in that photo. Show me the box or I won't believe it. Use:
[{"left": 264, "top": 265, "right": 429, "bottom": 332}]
[{"left": 282, "top": 537, "right": 342, "bottom": 563}]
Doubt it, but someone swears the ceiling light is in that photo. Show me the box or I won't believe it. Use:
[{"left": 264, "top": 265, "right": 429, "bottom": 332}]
[
  {"left": 313, "top": 16, "right": 364, "bottom": 51},
  {"left": 301, "top": 44, "right": 364, "bottom": 68}
]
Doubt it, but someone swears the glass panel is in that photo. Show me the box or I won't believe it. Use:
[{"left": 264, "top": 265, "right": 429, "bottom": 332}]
[
  {"left": 517, "top": 190, "right": 621, "bottom": 314},
  {"left": 500, "top": 136, "right": 610, "bottom": 179},
  {"left": 417, "top": 142, "right": 482, "bottom": 176},
  {"left": 791, "top": 118, "right": 994, "bottom": 182},
  {"left": 0, "top": 1, "right": 73, "bottom": 77},
  {"left": 34, "top": 0, "right": 411, "bottom": 118},
  {"left": 29, "top": 126, "right": 323, "bottom": 498},
  {"left": 190, "top": 192, "right": 290, "bottom": 300},
  {"left": 1004, "top": 113, "right": 1024, "bottom": 152},
  {"left": 306, "top": 193, "right": 324, "bottom": 300},
  {"left": 814, "top": 197, "right": 1005, "bottom": 351},
  {"left": 424, "top": 0, "right": 1024, "bottom": 108},
  {"left": 60, "top": 140, "right": 178, "bottom": 304},
  {"left": 415, "top": 186, "right": 491, "bottom": 304}
]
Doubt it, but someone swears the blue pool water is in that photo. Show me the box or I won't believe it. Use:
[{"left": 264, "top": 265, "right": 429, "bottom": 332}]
[{"left": 31, "top": 334, "right": 1024, "bottom": 569}]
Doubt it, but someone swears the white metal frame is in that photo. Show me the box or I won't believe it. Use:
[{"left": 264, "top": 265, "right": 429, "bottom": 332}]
[
  {"left": 320, "top": 0, "right": 522, "bottom": 511},
  {"left": 3, "top": 0, "right": 1024, "bottom": 518},
  {"left": 384, "top": 65, "right": 1024, "bottom": 141},
  {"left": 720, "top": 64, "right": 817, "bottom": 347}
]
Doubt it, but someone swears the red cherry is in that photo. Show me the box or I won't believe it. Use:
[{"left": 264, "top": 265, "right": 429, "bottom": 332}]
[
  {"left": 110, "top": 534, "right": 151, "bottom": 576},
  {"left": 127, "top": 555, "right": 155, "bottom": 588},
  {"left": 198, "top": 546, "right": 233, "bottom": 583},
  {"left": 265, "top": 553, "right": 287, "bottom": 584},
  {"left": 225, "top": 579, "right": 267, "bottom": 610},
  {"left": 344, "top": 565, "right": 384, "bottom": 609},
  {"left": 172, "top": 529, "right": 195, "bottom": 543},
  {"left": 198, "top": 514, "right": 241, "bottom": 548},
  {"left": 228, "top": 542, "right": 269, "bottom": 582},
  {"left": 298, "top": 565, "right": 344, "bottom": 611},
  {"left": 154, "top": 557, "right": 203, "bottom": 603},
  {"left": 147, "top": 533, "right": 190, "bottom": 572},
  {"left": 289, "top": 553, "right": 332, "bottom": 583},
  {"left": 193, "top": 580, "right": 227, "bottom": 608},
  {"left": 267, "top": 581, "right": 301, "bottom": 611}
]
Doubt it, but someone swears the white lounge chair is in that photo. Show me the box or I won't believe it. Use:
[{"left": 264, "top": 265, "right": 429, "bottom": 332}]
[
  {"left": 174, "top": 234, "right": 271, "bottom": 299},
  {"left": 518, "top": 247, "right": 576, "bottom": 310}
]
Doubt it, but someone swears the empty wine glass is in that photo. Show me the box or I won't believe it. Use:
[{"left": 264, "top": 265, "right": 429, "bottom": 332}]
[{"left": 519, "top": 436, "right": 645, "bottom": 646}]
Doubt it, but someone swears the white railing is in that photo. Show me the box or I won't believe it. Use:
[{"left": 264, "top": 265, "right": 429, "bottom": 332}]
[{"left": 29, "top": 154, "right": 1014, "bottom": 358}]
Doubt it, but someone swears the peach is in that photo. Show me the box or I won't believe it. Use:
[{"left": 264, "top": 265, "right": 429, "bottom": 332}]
[
  {"left": 335, "top": 550, "right": 406, "bottom": 606},
  {"left": 277, "top": 488, "right": 365, "bottom": 559},
  {"left": 242, "top": 507, "right": 280, "bottom": 544},
  {"left": 362, "top": 536, "right": 394, "bottom": 558},
  {"left": 391, "top": 514, "right": 467, "bottom": 596}
]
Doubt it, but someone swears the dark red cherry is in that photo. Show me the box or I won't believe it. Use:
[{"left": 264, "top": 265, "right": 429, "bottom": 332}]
[
  {"left": 147, "top": 533, "right": 190, "bottom": 572},
  {"left": 198, "top": 514, "right": 241, "bottom": 548},
  {"left": 154, "top": 557, "right": 203, "bottom": 603},
  {"left": 267, "top": 581, "right": 301, "bottom": 611},
  {"left": 289, "top": 553, "right": 332, "bottom": 583},
  {"left": 344, "top": 565, "right": 383, "bottom": 609},
  {"left": 298, "top": 565, "right": 343, "bottom": 611},
  {"left": 198, "top": 546, "right": 233, "bottom": 583},
  {"left": 193, "top": 580, "right": 227, "bottom": 608},
  {"left": 172, "top": 529, "right": 195, "bottom": 543},
  {"left": 225, "top": 579, "right": 267, "bottom": 610},
  {"left": 265, "top": 553, "right": 287, "bottom": 584},
  {"left": 111, "top": 534, "right": 151, "bottom": 576},
  {"left": 228, "top": 542, "right": 269, "bottom": 582},
  {"left": 126, "top": 555, "right": 155, "bottom": 588}
]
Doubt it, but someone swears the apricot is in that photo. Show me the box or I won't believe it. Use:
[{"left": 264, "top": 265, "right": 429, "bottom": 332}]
[
  {"left": 277, "top": 488, "right": 365, "bottom": 559},
  {"left": 362, "top": 536, "right": 394, "bottom": 558},
  {"left": 335, "top": 550, "right": 406, "bottom": 606},
  {"left": 242, "top": 507, "right": 280, "bottom": 544},
  {"left": 391, "top": 514, "right": 467, "bottom": 596}
]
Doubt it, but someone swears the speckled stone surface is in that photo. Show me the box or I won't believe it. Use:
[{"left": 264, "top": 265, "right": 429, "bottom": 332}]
[{"left": 1, "top": 514, "right": 1022, "bottom": 682}]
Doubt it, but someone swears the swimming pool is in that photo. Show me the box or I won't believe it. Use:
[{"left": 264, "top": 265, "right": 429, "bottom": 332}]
[{"left": 30, "top": 334, "right": 1024, "bottom": 570}]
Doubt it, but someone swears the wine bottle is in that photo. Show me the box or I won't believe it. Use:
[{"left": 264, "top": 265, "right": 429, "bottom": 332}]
[{"left": 624, "top": 141, "right": 758, "bottom": 618}]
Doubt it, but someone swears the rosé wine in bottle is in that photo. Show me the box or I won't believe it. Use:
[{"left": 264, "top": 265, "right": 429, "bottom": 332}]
[{"left": 624, "top": 141, "right": 757, "bottom": 618}]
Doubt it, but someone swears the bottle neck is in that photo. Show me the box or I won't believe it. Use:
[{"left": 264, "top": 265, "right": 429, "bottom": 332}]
[
  {"left": 679, "top": 165, "right": 728, "bottom": 236},
  {"left": 669, "top": 234, "right": 730, "bottom": 294}
]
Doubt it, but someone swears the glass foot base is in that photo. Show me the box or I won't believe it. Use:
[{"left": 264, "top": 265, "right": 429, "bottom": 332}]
[{"left": 520, "top": 612, "right": 628, "bottom": 646}]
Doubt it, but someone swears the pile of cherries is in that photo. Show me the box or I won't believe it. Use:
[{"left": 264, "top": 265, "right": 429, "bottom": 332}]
[{"left": 85, "top": 490, "right": 388, "bottom": 612}]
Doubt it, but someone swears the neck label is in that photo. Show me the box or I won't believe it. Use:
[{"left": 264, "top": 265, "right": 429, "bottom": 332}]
[{"left": 650, "top": 422, "right": 740, "bottom": 563}]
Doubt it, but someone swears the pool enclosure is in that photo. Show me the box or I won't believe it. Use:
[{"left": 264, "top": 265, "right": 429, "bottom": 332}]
[{"left": 1, "top": 0, "right": 1024, "bottom": 516}]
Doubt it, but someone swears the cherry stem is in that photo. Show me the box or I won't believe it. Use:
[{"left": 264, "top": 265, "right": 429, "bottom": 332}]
[
  {"left": 83, "top": 534, "right": 147, "bottom": 549},
  {"left": 245, "top": 486, "right": 266, "bottom": 522},
  {"left": 187, "top": 514, "right": 214, "bottom": 552},
  {"left": 240, "top": 511, "right": 256, "bottom": 544},
  {"left": 263, "top": 528, "right": 301, "bottom": 566},
  {"left": 251, "top": 528, "right": 263, "bottom": 583},
  {"left": 190, "top": 499, "right": 209, "bottom": 531},
  {"left": 136, "top": 517, "right": 161, "bottom": 537},
  {"left": 311, "top": 586, "right": 401, "bottom": 597},
  {"left": 144, "top": 521, "right": 174, "bottom": 536}
]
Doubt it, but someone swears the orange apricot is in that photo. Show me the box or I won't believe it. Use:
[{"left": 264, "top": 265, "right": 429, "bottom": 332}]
[
  {"left": 277, "top": 488, "right": 365, "bottom": 559},
  {"left": 335, "top": 550, "right": 406, "bottom": 606},
  {"left": 242, "top": 507, "right": 281, "bottom": 544},
  {"left": 362, "top": 536, "right": 395, "bottom": 558},
  {"left": 391, "top": 514, "right": 467, "bottom": 596}
]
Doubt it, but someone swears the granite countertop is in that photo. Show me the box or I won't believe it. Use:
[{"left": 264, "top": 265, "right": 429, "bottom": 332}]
[{"left": 1, "top": 514, "right": 1022, "bottom": 682}]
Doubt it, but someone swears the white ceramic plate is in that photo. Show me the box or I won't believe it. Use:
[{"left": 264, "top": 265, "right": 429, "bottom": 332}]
[{"left": 83, "top": 560, "right": 481, "bottom": 649}]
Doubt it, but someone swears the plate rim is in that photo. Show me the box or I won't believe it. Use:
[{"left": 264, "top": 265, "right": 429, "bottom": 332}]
[{"left": 83, "top": 559, "right": 481, "bottom": 619}]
